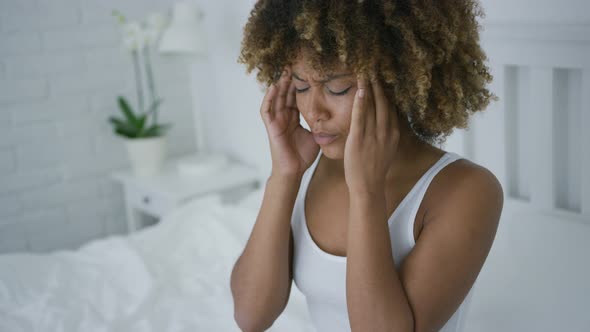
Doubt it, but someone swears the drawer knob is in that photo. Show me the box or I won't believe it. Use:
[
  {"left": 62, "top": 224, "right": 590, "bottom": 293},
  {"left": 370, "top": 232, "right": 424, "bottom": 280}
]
[{"left": 143, "top": 196, "right": 151, "bottom": 204}]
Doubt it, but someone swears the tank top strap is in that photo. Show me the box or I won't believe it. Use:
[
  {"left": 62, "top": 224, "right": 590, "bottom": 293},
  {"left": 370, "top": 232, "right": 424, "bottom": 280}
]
[
  {"left": 405, "top": 151, "right": 464, "bottom": 224},
  {"left": 309, "top": 150, "right": 323, "bottom": 178},
  {"left": 416, "top": 151, "right": 463, "bottom": 194},
  {"left": 298, "top": 150, "right": 323, "bottom": 191},
  {"left": 291, "top": 150, "right": 323, "bottom": 229}
]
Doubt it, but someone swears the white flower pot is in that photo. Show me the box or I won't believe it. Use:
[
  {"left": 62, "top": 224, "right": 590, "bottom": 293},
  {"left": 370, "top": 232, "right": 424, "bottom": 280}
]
[{"left": 124, "top": 136, "right": 167, "bottom": 177}]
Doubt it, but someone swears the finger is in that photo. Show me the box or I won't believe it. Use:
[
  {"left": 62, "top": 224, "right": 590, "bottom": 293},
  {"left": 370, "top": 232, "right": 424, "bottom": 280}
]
[
  {"left": 351, "top": 76, "right": 367, "bottom": 137},
  {"left": 286, "top": 79, "right": 297, "bottom": 109},
  {"left": 390, "top": 104, "right": 400, "bottom": 141},
  {"left": 365, "top": 77, "right": 376, "bottom": 135},
  {"left": 372, "top": 77, "right": 389, "bottom": 137},
  {"left": 260, "top": 84, "right": 277, "bottom": 124},
  {"left": 274, "top": 69, "right": 291, "bottom": 113}
]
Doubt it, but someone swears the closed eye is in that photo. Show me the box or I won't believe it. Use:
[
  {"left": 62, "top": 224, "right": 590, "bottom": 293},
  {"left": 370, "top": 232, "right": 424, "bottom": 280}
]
[
  {"left": 328, "top": 86, "right": 352, "bottom": 96},
  {"left": 295, "top": 86, "right": 352, "bottom": 96}
]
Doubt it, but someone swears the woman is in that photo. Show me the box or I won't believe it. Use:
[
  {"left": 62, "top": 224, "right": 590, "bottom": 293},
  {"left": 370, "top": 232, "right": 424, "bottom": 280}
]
[{"left": 230, "top": 1, "right": 503, "bottom": 331}]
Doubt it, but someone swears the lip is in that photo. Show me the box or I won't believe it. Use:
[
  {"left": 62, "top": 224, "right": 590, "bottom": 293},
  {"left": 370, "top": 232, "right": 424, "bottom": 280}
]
[{"left": 313, "top": 133, "right": 338, "bottom": 145}]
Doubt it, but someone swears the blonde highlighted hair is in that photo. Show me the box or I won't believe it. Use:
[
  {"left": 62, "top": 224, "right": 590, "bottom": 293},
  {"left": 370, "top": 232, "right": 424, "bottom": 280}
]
[{"left": 238, "top": 0, "right": 496, "bottom": 145}]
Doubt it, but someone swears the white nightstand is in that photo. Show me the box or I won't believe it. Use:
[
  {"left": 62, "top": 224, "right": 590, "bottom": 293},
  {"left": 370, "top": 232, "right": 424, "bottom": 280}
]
[{"left": 111, "top": 155, "right": 261, "bottom": 233}]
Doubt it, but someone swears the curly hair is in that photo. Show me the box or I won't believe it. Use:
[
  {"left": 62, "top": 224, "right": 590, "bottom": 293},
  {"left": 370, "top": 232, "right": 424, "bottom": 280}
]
[{"left": 238, "top": 0, "right": 496, "bottom": 145}]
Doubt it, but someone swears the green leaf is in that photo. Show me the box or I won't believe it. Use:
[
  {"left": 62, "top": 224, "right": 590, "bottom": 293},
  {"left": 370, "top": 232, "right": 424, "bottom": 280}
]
[
  {"left": 115, "top": 127, "right": 136, "bottom": 138},
  {"left": 108, "top": 116, "right": 127, "bottom": 127},
  {"left": 142, "top": 123, "right": 172, "bottom": 137},
  {"left": 112, "top": 10, "right": 126, "bottom": 24},
  {"left": 117, "top": 96, "right": 141, "bottom": 129},
  {"left": 135, "top": 114, "right": 148, "bottom": 136},
  {"left": 108, "top": 116, "right": 136, "bottom": 135},
  {"left": 111, "top": 97, "right": 171, "bottom": 138}
]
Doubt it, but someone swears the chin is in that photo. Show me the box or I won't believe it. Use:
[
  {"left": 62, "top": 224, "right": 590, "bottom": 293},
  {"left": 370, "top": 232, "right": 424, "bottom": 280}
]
[{"left": 320, "top": 143, "right": 345, "bottom": 160}]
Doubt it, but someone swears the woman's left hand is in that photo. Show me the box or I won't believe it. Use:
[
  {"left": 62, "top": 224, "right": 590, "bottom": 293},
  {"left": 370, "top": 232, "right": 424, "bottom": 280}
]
[{"left": 344, "top": 76, "right": 401, "bottom": 195}]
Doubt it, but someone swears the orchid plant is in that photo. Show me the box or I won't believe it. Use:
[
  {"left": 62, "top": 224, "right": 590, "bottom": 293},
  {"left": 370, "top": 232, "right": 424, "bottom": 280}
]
[{"left": 109, "top": 10, "right": 172, "bottom": 138}]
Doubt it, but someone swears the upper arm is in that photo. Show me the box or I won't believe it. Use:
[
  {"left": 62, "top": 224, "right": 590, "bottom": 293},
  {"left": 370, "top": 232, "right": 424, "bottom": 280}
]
[
  {"left": 399, "top": 165, "right": 504, "bottom": 332},
  {"left": 269, "top": 226, "right": 296, "bottom": 323},
  {"left": 289, "top": 226, "right": 295, "bottom": 281},
  {"left": 281, "top": 226, "right": 295, "bottom": 308}
]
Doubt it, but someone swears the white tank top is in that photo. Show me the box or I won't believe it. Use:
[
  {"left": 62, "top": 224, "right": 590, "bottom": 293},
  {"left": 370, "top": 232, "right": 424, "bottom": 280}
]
[{"left": 290, "top": 150, "right": 475, "bottom": 332}]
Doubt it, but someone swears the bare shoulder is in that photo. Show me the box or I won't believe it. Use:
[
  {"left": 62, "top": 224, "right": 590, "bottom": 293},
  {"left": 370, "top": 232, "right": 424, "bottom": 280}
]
[
  {"left": 400, "top": 155, "right": 504, "bottom": 331},
  {"left": 423, "top": 156, "right": 504, "bottom": 228}
]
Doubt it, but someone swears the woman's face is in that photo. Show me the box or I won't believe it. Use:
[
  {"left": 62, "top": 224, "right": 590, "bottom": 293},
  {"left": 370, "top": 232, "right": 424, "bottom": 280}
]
[{"left": 290, "top": 55, "right": 357, "bottom": 160}]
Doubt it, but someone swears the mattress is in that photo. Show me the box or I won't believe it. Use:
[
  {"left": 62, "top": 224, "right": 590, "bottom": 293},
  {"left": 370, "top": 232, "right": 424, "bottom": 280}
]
[{"left": 0, "top": 188, "right": 315, "bottom": 332}]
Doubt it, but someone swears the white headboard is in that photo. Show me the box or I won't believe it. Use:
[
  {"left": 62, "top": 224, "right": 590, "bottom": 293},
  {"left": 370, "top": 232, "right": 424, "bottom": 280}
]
[
  {"left": 443, "top": 22, "right": 590, "bottom": 224},
  {"left": 447, "top": 22, "right": 590, "bottom": 331}
]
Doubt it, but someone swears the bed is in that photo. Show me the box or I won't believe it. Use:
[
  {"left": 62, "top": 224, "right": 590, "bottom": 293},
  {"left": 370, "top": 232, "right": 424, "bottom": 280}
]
[
  {"left": 0, "top": 188, "right": 315, "bottom": 332},
  {"left": 1, "top": 179, "right": 588, "bottom": 332}
]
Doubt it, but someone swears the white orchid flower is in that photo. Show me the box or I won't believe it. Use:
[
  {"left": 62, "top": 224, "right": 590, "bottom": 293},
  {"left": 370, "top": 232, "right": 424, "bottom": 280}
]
[
  {"left": 144, "top": 12, "right": 167, "bottom": 46},
  {"left": 122, "top": 21, "right": 145, "bottom": 51}
]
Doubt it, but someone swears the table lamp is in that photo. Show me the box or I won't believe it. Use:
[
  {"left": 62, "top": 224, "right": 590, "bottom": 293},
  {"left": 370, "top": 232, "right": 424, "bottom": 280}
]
[{"left": 158, "top": 1, "right": 229, "bottom": 176}]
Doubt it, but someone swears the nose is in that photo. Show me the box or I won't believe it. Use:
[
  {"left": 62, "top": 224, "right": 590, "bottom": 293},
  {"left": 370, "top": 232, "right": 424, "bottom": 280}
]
[{"left": 304, "top": 87, "right": 330, "bottom": 124}]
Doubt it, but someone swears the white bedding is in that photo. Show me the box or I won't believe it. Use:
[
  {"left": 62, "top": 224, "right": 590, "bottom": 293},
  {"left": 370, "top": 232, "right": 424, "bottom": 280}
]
[
  {"left": 8, "top": 185, "right": 584, "bottom": 332},
  {"left": 0, "top": 188, "right": 315, "bottom": 332}
]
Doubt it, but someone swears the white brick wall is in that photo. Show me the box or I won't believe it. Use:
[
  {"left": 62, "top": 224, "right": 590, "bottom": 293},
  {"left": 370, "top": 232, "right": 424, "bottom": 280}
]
[
  {"left": 0, "top": 0, "right": 196, "bottom": 253},
  {"left": 0, "top": 32, "right": 42, "bottom": 55}
]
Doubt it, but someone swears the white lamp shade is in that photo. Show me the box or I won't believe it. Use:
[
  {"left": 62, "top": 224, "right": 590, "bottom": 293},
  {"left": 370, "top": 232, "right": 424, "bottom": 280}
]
[{"left": 159, "top": 2, "right": 207, "bottom": 55}]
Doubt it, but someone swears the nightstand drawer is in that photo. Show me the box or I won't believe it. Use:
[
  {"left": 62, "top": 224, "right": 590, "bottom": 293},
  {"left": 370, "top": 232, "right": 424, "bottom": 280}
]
[{"left": 126, "top": 186, "right": 175, "bottom": 217}]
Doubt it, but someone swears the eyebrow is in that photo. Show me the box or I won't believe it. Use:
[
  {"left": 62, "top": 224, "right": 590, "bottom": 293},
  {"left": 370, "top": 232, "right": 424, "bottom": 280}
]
[{"left": 292, "top": 71, "right": 353, "bottom": 83}]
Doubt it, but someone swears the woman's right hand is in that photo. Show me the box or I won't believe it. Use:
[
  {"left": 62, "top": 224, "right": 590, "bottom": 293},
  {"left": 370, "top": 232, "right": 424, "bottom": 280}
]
[{"left": 260, "top": 68, "right": 320, "bottom": 179}]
